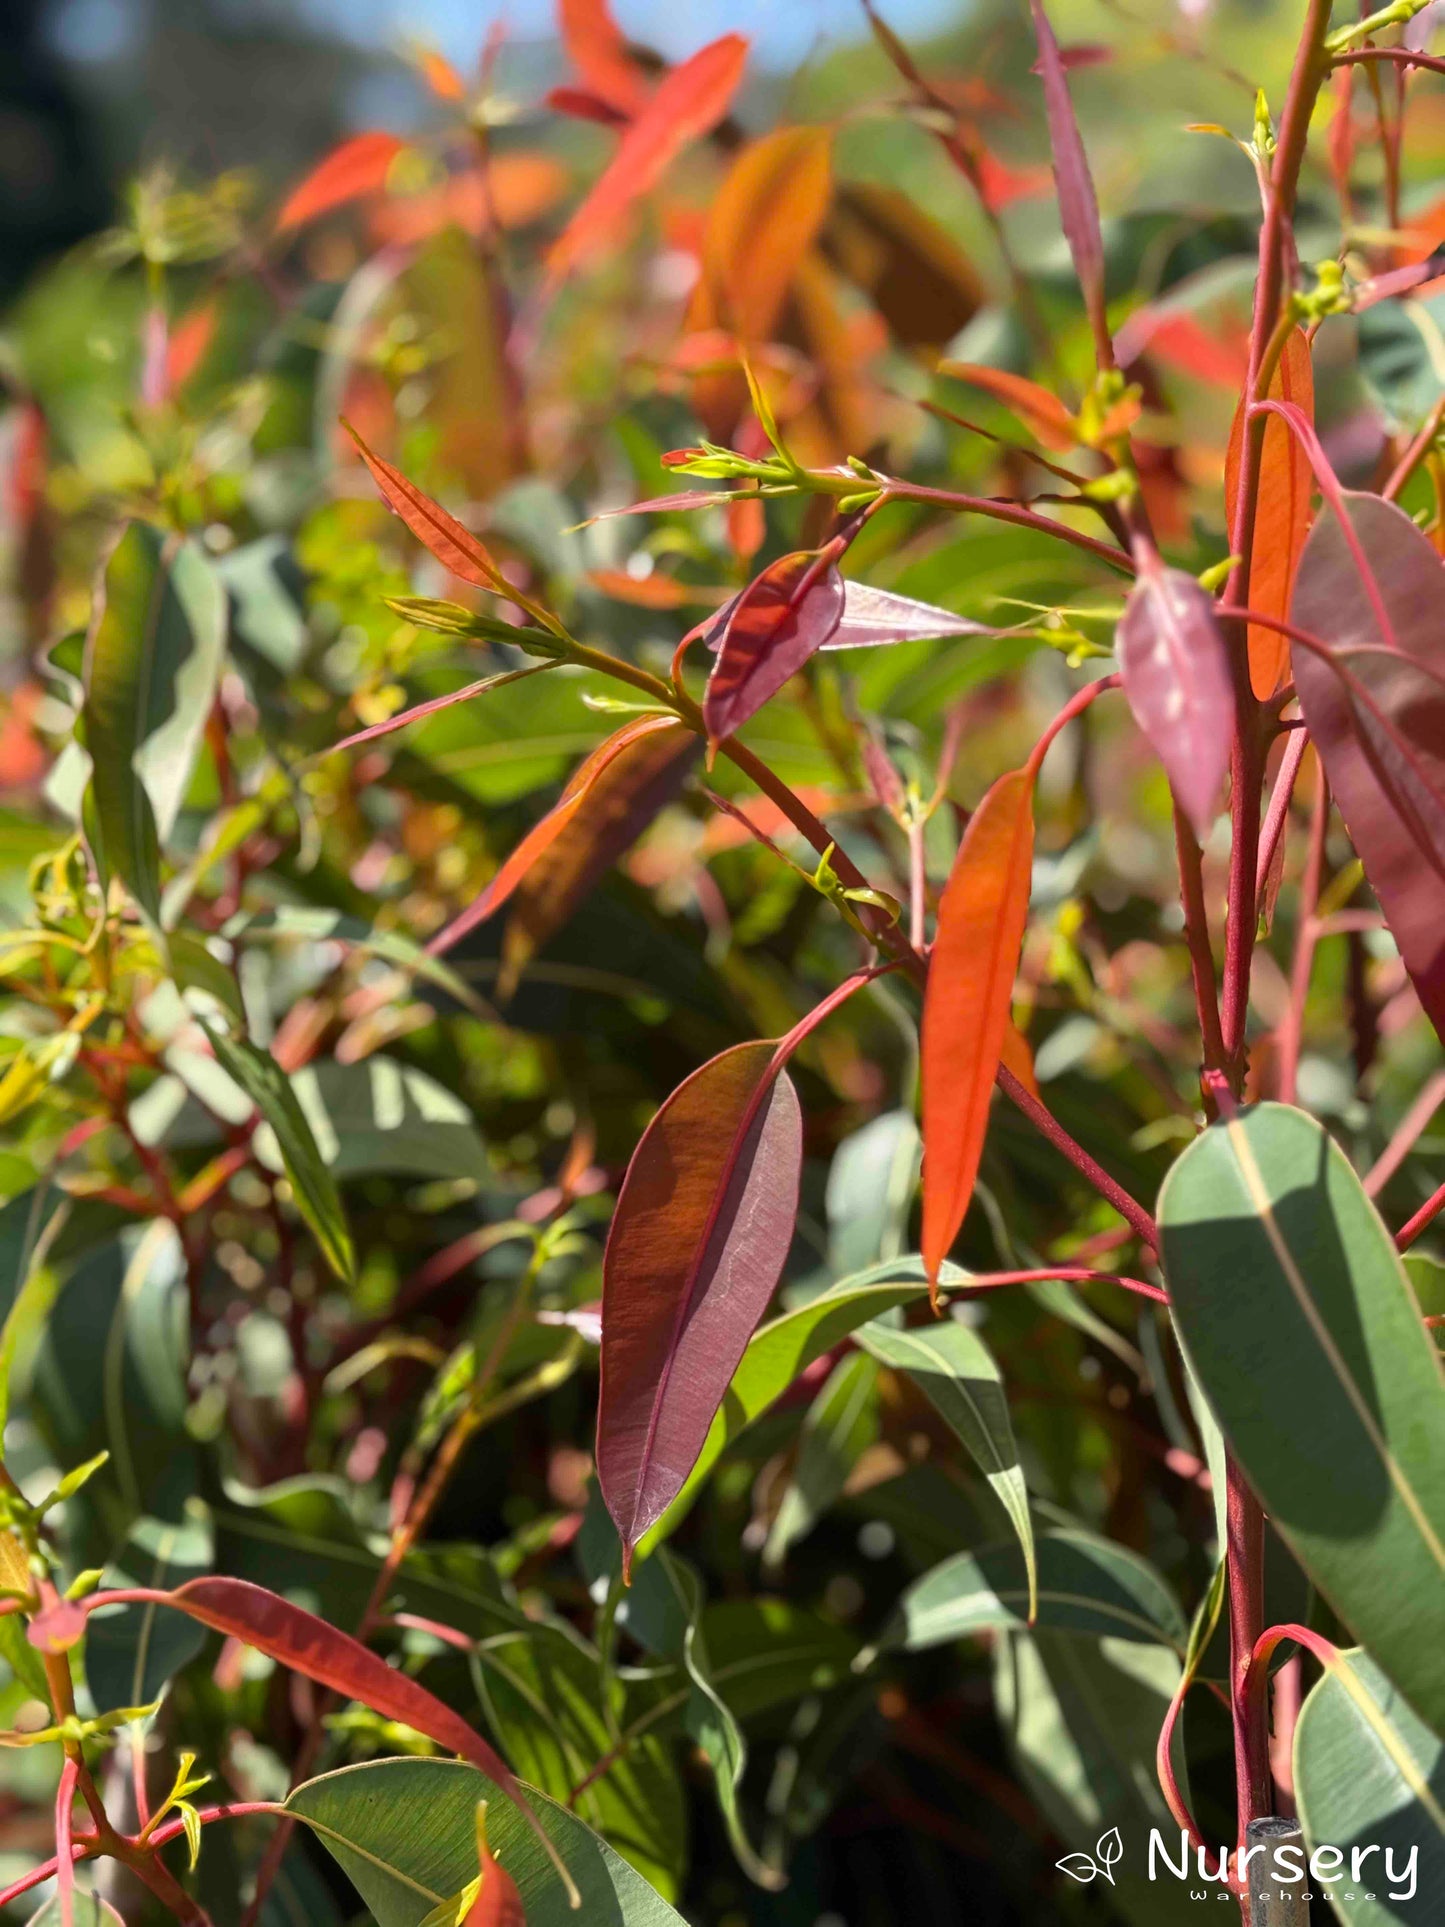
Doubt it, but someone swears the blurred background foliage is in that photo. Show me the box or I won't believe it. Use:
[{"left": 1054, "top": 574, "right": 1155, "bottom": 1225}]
[{"left": 2, "top": 0, "right": 1444, "bottom": 1922}]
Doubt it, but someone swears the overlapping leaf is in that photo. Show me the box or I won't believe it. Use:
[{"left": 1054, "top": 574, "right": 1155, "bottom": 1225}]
[
  {"left": 1160, "top": 1102, "right": 1445, "bottom": 1735},
  {"left": 702, "top": 551, "right": 845, "bottom": 743},
  {"left": 598, "top": 1040, "right": 803, "bottom": 1570},
  {"left": 546, "top": 34, "right": 749, "bottom": 283},
  {"left": 921, "top": 768, "right": 1035, "bottom": 1291},
  {"left": 1225, "top": 326, "right": 1314, "bottom": 696},
  {"left": 1290, "top": 491, "right": 1445, "bottom": 1038}
]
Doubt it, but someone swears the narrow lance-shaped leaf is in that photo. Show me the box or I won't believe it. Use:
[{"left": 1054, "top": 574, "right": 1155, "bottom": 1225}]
[
  {"left": 921, "top": 768, "right": 1035, "bottom": 1294},
  {"left": 499, "top": 726, "right": 699, "bottom": 998},
  {"left": 462, "top": 1804, "right": 527, "bottom": 1927},
  {"left": 937, "top": 361, "right": 1076, "bottom": 451},
  {"left": 546, "top": 34, "right": 749, "bottom": 284},
  {"left": 1290, "top": 491, "right": 1445, "bottom": 1040},
  {"left": 1027, "top": 0, "right": 1108, "bottom": 357},
  {"left": 205, "top": 1026, "right": 355, "bottom": 1284},
  {"left": 82, "top": 522, "right": 227, "bottom": 921},
  {"left": 1115, "top": 556, "right": 1233, "bottom": 840},
  {"left": 1225, "top": 326, "right": 1314, "bottom": 697},
  {"left": 94, "top": 1577, "right": 575, "bottom": 1903},
  {"left": 431, "top": 715, "right": 686, "bottom": 956},
  {"left": 702, "top": 550, "right": 845, "bottom": 744},
  {"left": 557, "top": 0, "right": 650, "bottom": 117},
  {"left": 1294, "top": 1648, "right": 1444, "bottom": 1927},
  {"left": 598, "top": 1039, "right": 803, "bottom": 1571},
  {"left": 856, "top": 1313, "right": 1036, "bottom": 1619},
  {"left": 347, "top": 427, "right": 557, "bottom": 632},
  {"left": 1159, "top": 1102, "right": 1445, "bottom": 1735},
  {"left": 276, "top": 132, "right": 406, "bottom": 230}
]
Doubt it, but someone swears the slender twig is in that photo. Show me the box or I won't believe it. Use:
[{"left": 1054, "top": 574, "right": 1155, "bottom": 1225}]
[
  {"left": 1366, "top": 1069, "right": 1445, "bottom": 1196},
  {"left": 1395, "top": 1178, "right": 1445, "bottom": 1251},
  {"left": 996, "top": 1065, "right": 1158, "bottom": 1250}
]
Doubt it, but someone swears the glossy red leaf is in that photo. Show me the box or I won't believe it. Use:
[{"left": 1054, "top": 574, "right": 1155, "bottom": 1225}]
[
  {"left": 276, "top": 132, "right": 405, "bottom": 231},
  {"left": 90, "top": 1576, "right": 573, "bottom": 1899},
  {"left": 546, "top": 34, "right": 749, "bottom": 284},
  {"left": 1225, "top": 327, "right": 1314, "bottom": 697},
  {"left": 598, "top": 1040, "right": 803, "bottom": 1568},
  {"left": 431, "top": 715, "right": 686, "bottom": 956},
  {"left": 702, "top": 551, "right": 845, "bottom": 742},
  {"left": 1116, "top": 559, "right": 1233, "bottom": 839},
  {"left": 499, "top": 724, "right": 699, "bottom": 996},
  {"left": 1291, "top": 492, "right": 1445, "bottom": 1039},
  {"left": 922, "top": 769, "right": 1035, "bottom": 1293},
  {"left": 937, "top": 361, "right": 1076, "bottom": 450},
  {"left": 1027, "top": 0, "right": 1107, "bottom": 356},
  {"left": 558, "top": 0, "right": 650, "bottom": 118}
]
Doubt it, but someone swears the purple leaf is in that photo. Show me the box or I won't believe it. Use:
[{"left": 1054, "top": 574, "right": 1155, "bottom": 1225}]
[
  {"left": 822, "top": 581, "right": 998, "bottom": 650},
  {"left": 1028, "top": 0, "right": 1108, "bottom": 358},
  {"left": 598, "top": 1040, "right": 803, "bottom": 1569},
  {"left": 1115, "top": 560, "right": 1233, "bottom": 839},
  {"left": 702, "top": 551, "right": 845, "bottom": 742},
  {"left": 1291, "top": 492, "right": 1445, "bottom": 1040}
]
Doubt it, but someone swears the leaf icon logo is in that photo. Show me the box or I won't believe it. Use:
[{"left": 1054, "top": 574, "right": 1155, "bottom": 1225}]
[{"left": 1055, "top": 1827, "right": 1123, "bottom": 1885}]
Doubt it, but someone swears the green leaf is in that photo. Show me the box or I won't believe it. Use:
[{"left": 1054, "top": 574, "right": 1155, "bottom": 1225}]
[
  {"left": 84, "top": 1512, "right": 213, "bottom": 1713},
  {"left": 1359, "top": 284, "right": 1445, "bottom": 429},
  {"left": 996, "top": 1631, "right": 1197, "bottom": 1927},
  {"left": 205, "top": 1027, "right": 355, "bottom": 1283},
  {"left": 825, "top": 1111, "right": 920, "bottom": 1275},
  {"left": 855, "top": 1312, "right": 1036, "bottom": 1617},
  {"left": 469, "top": 1625, "right": 684, "bottom": 1898},
  {"left": 862, "top": 1529, "right": 1187, "bottom": 1661},
  {"left": 640, "top": 1256, "right": 966, "bottom": 1554},
  {"left": 1159, "top": 1103, "right": 1445, "bottom": 1734},
  {"left": 287, "top": 1755, "right": 688, "bottom": 1926},
  {"left": 1295, "top": 1647, "right": 1444, "bottom": 1925},
  {"left": 81, "top": 521, "right": 227, "bottom": 920},
  {"left": 762, "top": 1352, "right": 879, "bottom": 1575}
]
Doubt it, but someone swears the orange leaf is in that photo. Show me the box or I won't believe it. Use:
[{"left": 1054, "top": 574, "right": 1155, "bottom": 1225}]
[
  {"left": 546, "top": 33, "right": 749, "bottom": 284},
  {"left": 276, "top": 132, "right": 405, "bottom": 231},
  {"left": 921, "top": 768, "right": 1036, "bottom": 1295},
  {"left": 1000, "top": 1020, "right": 1039, "bottom": 1100},
  {"left": 417, "top": 47, "right": 468, "bottom": 102},
  {"left": 430, "top": 716, "right": 685, "bottom": 955},
  {"left": 937, "top": 362, "right": 1076, "bottom": 451},
  {"left": 585, "top": 567, "right": 693, "bottom": 609},
  {"left": 499, "top": 723, "right": 698, "bottom": 997},
  {"left": 1225, "top": 328, "right": 1314, "bottom": 698},
  {"left": 558, "top": 0, "right": 651, "bottom": 118},
  {"left": 689, "top": 125, "right": 834, "bottom": 344},
  {"left": 370, "top": 155, "right": 570, "bottom": 244},
  {"left": 346, "top": 426, "right": 554, "bottom": 629}
]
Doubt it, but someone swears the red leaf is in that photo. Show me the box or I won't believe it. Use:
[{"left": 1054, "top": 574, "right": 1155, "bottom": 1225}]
[
  {"left": 546, "top": 34, "right": 749, "bottom": 284},
  {"left": 1291, "top": 492, "right": 1445, "bottom": 1040},
  {"left": 1116, "top": 559, "right": 1234, "bottom": 839},
  {"left": 937, "top": 361, "right": 1076, "bottom": 450},
  {"left": 922, "top": 769, "right": 1035, "bottom": 1293},
  {"left": 467, "top": 1804, "right": 527, "bottom": 1925},
  {"left": 276, "top": 132, "right": 405, "bottom": 231},
  {"left": 546, "top": 85, "right": 631, "bottom": 127},
  {"left": 1027, "top": 0, "right": 1108, "bottom": 356},
  {"left": 96, "top": 1576, "right": 574, "bottom": 1901},
  {"left": 825, "top": 581, "right": 997, "bottom": 650},
  {"left": 702, "top": 550, "right": 845, "bottom": 743},
  {"left": 347, "top": 428, "right": 556, "bottom": 633},
  {"left": 589, "top": 489, "right": 728, "bottom": 520},
  {"left": 598, "top": 1039, "right": 803, "bottom": 1567},
  {"left": 430, "top": 715, "right": 686, "bottom": 955},
  {"left": 558, "top": 0, "right": 650, "bottom": 117},
  {"left": 1225, "top": 328, "right": 1315, "bottom": 698},
  {"left": 499, "top": 724, "right": 699, "bottom": 996}
]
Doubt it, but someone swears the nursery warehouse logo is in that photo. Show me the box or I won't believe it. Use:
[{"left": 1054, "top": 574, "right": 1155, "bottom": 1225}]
[{"left": 1055, "top": 1827, "right": 1421, "bottom": 1902}]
